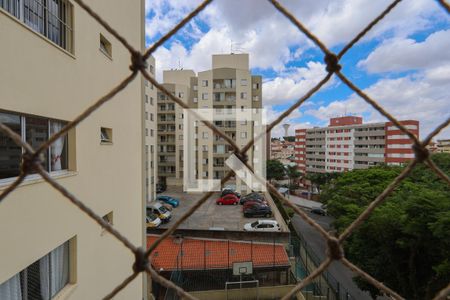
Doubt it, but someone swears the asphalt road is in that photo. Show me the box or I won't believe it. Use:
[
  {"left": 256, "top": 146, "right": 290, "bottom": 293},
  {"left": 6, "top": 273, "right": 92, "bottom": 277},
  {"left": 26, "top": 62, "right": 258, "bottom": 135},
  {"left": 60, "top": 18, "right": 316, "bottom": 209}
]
[{"left": 291, "top": 211, "right": 373, "bottom": 300}]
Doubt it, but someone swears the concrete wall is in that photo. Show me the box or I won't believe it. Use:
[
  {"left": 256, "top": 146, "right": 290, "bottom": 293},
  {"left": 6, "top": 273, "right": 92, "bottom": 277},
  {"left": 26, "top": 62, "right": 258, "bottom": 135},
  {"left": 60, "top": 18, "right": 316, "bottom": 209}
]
[{"left": 0, "top": 1, "right": 145, "bottom": 298}]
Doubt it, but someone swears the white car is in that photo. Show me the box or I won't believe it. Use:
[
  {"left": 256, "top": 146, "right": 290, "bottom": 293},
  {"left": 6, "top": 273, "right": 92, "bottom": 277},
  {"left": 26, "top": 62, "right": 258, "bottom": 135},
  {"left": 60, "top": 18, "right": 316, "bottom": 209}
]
[
  {"left": 244, "top": 220, "right": 280, "bottom": 232},
  {"left": 146, "top": 213, "right": 162, "bottom": 228}
]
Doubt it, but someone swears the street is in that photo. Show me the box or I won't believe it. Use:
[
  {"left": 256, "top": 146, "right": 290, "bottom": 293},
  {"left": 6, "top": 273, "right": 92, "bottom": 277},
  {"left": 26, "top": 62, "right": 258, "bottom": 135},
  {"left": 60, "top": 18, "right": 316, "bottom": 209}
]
[{"left": 291, "top": 211, "right": 373, "bottom": 300}]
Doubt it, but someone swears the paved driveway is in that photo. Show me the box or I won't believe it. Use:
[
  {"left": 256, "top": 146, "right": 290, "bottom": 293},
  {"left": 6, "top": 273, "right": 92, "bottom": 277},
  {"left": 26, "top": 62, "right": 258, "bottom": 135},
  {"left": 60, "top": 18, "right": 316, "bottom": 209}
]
[{"left": 156, "top": 188, "right": 278, "bottom": 231}]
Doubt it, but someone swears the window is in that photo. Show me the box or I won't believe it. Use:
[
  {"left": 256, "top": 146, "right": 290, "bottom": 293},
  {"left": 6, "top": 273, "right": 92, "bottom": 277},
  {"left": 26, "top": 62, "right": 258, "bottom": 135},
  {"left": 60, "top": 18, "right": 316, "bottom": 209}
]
[
  {"left": 150, "top": 65, "right": 154, "bottom": 74},
  {"left": 151, "top": 145, "right": 154, "bottom": 153},
  {"left": 179, "top": 135, "right": 183, "bottom": 140},
  {"left": 240, "top": 92, "right": 247, "bottom": 99},
  {"left": 145, "top": 112, "right": 148, "bottom": 120},
  {"left": 202, "top": 132, "right": 209, "bottom": 139},
  {"left": 150, "top": 97, "right": 154, "bottom": 105},
  {"left": 193, "top": 97, "right": 198, "bottom": 103},
  {"left": 150, "top": 113, "right": 154, "bottom": 121},
  {"left": 241, "top": 132, "right": 247, "bottom": 139},
  {"left": 101, "top": 127, "right": 112, "bottom": 143},
  {"left": 150, "top": 129, "right": 154, "bottom": 137},
  {"left": 1, "top": 0, "right": 74, "bottom": 52},
  {"left": 202, "top": 80, "right": 208, "bottom": 87},
  {"left": 178, "top": 92, "right": 184, "bottom": 98},
  {"left": 0, "top": 240, "right": 71, "bottom": 299},
  {"left": 241, "top": 79, "right": 247, "bottom": 86},
  {"left": 252, "top": 83, "right": 260, "bottom": 89},
  {"left": 0, "top": 112, "right": 70, "bottom": 179},
  {"left": 202, "top": 93, "right": 208, "bottom": 100},
  {"left": 145, "top": 128, "right": 148, "bottom": 137},
  {"left": 202, "top": 145, "right": 208, "bottom": 151},
  {"left": 253, "top": 95, "right": 259, "bottom": 101},
  {"left": 102, "top": 211, "right": 113, "bottom": 226},
  {"left": 193, "top": 85, "right": 198, "bottom": 91},
  {"left": 145, "top": 95, "right": 149, "bottom": 103},
  {"left": 99, "top": 34, "right": 112, "bottom": 58}
]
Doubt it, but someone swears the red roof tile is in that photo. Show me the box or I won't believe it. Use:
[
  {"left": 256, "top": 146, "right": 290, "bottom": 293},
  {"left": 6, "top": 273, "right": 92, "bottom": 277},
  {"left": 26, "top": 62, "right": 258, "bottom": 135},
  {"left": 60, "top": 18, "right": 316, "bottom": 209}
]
[{"left": 147, "top": 235, "right": 290, "bottom": 271}]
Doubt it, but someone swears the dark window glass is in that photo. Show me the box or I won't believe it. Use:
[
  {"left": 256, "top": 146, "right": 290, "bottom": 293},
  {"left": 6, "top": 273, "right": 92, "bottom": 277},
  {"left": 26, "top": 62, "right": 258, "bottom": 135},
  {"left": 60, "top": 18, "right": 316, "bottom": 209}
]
[
  {"left": 0, "top": 112, "right": 22, "bottom": 179},
  {"left": 26, "top": 116, "right": 49, "bottom": 172}
]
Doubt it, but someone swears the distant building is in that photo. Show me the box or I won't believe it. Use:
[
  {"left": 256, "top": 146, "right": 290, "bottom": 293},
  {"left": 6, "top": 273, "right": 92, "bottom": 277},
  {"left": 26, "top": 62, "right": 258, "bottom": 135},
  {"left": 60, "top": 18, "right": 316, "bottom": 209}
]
[
  {"left": 157, "top": 53, "right": 263, "bottom": 194},
  {"left": 295, "top": 116, "right": 419, "bottom": 174},
  {"left": 435, "top": 139, "right": 450, "bottom": 153},
  {"left": 270, "top": 139, "right": 296, "bottom": 164}
]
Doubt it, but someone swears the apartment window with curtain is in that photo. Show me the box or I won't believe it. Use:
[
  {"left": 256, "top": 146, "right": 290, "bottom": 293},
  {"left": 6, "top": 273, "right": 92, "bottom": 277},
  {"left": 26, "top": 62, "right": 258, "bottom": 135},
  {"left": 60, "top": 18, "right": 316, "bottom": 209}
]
[
  {"left": 0, "top": 111, "right": 69, "bottom": 180},
  {"left": 0, "top": 240, "right": 71, "bottom": 299},
  {"left": 0, "top": 0, "right": 74, "bottom": 53}
]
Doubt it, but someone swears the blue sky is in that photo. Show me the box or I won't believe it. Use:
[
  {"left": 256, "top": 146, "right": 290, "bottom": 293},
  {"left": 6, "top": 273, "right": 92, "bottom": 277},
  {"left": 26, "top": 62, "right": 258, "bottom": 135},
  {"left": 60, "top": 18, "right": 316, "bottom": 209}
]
[{"left": 144, "top": 0, "right": 450, "bottom": 138}]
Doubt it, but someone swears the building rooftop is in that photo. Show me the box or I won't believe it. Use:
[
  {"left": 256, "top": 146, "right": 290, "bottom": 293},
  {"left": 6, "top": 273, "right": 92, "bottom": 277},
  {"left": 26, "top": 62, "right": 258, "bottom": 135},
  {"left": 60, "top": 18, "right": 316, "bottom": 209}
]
[{"left": 147, "top": 235, "right": 290, "bottom": 271}]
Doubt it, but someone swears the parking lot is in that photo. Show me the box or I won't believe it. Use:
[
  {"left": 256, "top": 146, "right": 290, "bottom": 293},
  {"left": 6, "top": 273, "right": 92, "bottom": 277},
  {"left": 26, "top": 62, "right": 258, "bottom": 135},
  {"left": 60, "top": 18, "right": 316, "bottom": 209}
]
[{"left": 156, "top": 186, "right": 288, "bottom": 232}]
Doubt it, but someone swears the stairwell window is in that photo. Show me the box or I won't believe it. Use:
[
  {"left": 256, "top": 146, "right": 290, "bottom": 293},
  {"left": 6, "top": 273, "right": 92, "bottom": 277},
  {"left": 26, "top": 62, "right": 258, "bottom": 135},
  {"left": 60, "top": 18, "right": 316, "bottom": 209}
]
[
  {"left": 100, "top": 127, "right": 112, "bottom": 143},
  {"left": 99, "top": 34, "right": 112, "bottom": 58},
  {"left": 1, "top": 0, "right": 74, "bottom": 53}
]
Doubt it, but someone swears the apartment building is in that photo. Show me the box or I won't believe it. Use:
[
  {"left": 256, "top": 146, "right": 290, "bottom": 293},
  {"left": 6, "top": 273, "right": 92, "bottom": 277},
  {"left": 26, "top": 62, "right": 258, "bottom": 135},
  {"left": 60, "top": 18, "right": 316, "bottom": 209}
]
[
  {"left": 157, "top": 70, "right": 194, "bottom": 186},
  {"left": 0, "top": 0, "right": 146, "bottom": 299},
  {"left": 435, "top": 139, "right": 450, "bottom": 153},
  {"left": 144, "top": 57, "right": 157, "bottom": 202},
  {"left": 295, "top": 116, "right": 419, "bottom": 174},
  {"left": 157, "top": 54, "right": 263, "bottom": 193},
  {"left": 270, "top": 139, "right": 295, "bottom": 162}
]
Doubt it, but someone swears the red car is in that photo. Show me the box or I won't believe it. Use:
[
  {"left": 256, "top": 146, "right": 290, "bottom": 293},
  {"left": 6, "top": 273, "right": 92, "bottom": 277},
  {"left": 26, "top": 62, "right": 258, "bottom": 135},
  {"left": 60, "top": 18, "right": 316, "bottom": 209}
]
[
  {"left": 216, "top": 194, "right": 239, "bottom": 205},
  {"left": 243, "top": 200, "right": 268, "bottom": 209}
]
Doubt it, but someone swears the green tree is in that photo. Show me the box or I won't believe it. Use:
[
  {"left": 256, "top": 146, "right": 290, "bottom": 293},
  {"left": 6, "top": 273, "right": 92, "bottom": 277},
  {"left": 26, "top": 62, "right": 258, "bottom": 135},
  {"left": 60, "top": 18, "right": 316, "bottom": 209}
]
[
  {"left": 321, "top": 154, "right": 450, "bottom": 299},
  {"left": 266, "top": 160, "right": 285, "bottom": 182},
  {"left": 285, "top": 165, "right": 302, "bottom": 190},
  {"left": 306, "top": 172, "right": 339, "bottom": 194}
]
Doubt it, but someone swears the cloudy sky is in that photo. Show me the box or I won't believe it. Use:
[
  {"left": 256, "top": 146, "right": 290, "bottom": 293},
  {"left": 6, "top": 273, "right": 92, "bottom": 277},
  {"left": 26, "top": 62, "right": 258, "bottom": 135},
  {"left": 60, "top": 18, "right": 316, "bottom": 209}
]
[{"left": 145, "top": 0, "right": 450, "bottom": 139}]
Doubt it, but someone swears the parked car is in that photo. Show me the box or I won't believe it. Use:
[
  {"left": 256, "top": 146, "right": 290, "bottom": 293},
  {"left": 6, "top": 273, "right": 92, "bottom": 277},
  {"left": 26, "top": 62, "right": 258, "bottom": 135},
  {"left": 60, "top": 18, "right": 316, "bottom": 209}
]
[
  {"left": 146, "top": 213, "right": 162, "bottom": 229},
  {"left": 156, "top": 183, "right": 166, "bottom": 194},
  {"left": 244, "top": 220, "right": 280, "bottom": 232},
  {"left": 240, "top": 193, "right": 265, "bottom": 205},
  {"left": 156, "top": 195, "right": 180, "bottom": 208},
  {"left": 147, "top": 202, "right": 171, "bottom": 223},
  {"left": 221, "top": 189, "right": 241, "bottom": 199},
  {"left": 310, "top": 207, "right": 326, "bottom": 216},
  {"left": 216, "top": 194, "right": 239, "bottom": 205},
  {"left": 240, "top": 196, "right": 267, "bottom": 206},
  {"left": 243, "top": 204, "right": 272, "bottom": 218},
  {"left": 159, "top": 201, "right": 173, "bottom": 211},
  {"left": 243, "top": 200, "right": 268, "bottom": 209}
]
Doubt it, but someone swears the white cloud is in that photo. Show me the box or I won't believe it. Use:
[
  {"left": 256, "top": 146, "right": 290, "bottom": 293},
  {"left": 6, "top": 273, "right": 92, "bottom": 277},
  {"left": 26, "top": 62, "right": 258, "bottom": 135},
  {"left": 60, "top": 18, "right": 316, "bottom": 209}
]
[
  {"left": 305, "top": 65, "right": 450, "bottom": 139},
  {"left": 264, "top": 105, "right": 311, "bottom": 138},
  {"left": 263, "top": 61, "right": 335, "bottom": 106},
  {"left": 358, "top": 30, "right": 450, "bottom": 73}
]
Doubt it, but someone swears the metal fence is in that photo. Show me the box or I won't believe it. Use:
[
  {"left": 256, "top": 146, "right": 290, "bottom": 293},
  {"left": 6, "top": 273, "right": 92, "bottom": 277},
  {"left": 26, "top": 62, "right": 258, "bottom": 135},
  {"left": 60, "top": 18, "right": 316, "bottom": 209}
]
[{"left": 0, "top": 0, "right": 449, "bottom": 299}]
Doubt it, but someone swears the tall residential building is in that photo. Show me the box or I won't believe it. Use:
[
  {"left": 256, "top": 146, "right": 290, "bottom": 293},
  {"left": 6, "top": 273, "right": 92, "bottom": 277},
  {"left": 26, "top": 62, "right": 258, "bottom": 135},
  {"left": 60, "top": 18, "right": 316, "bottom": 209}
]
[
  {"left": 157, "top": 54, "right": 262, "bottom": 193},
  {"left": 0, "top": 1, "right": 146, "bottom": 298},
  {"left": 295, "top": 116, "right": 419, "bottom": 174},
  {"left": 144, "top": 57, "right": 158, "bottom": 202}
]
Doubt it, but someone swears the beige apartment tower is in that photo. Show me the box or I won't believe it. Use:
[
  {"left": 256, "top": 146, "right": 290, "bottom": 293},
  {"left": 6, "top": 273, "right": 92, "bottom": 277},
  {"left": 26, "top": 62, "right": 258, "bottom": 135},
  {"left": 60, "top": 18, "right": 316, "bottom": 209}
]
[
  {"left": 0, "top": 0, "right": 149, "bottom": 299},
  {"left": 157, "top": 54, "right": 262, "bottom": 193}
]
